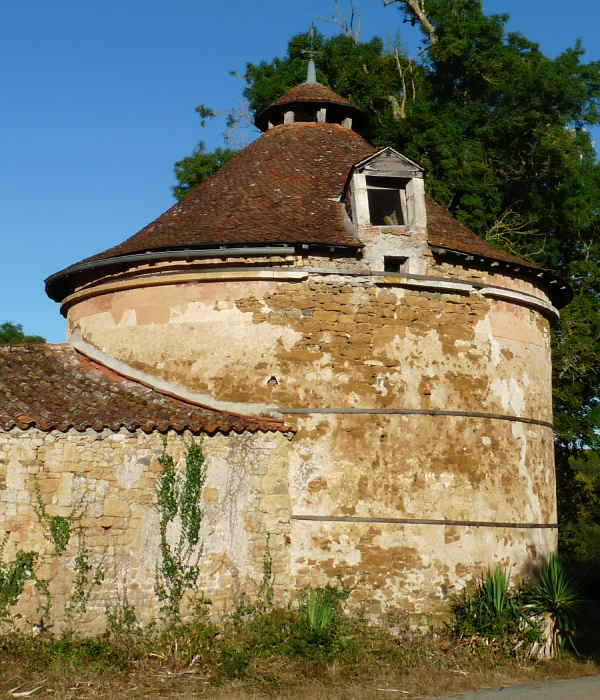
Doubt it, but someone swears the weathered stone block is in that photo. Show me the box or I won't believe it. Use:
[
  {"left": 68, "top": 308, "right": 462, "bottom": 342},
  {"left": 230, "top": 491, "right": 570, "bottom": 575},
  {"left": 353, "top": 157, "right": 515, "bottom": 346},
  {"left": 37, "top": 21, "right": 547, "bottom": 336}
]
[{"left": 103, "top": 498, "right": 131, "bottom": 518}]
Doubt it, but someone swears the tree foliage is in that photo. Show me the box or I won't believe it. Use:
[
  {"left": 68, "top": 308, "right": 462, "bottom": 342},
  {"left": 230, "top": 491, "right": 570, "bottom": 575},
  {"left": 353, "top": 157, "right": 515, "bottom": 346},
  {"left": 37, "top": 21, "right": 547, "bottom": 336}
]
[
  {"left": 557, "top": 448, "right": 600, "bottom": 561},
  {"left": 0, "top": 322, "right": 45, "bottom": 345},
  {"left": 172, "top": 140, "right": 237, "bottom": 201}
]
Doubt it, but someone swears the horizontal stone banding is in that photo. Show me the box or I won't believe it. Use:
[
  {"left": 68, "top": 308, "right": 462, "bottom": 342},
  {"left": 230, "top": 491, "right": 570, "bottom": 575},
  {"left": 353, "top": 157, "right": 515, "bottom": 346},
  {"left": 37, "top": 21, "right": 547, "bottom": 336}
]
[
  {"left": 292, "top": 515, "right": 558, "bottom": 529},
  {"left": 280, "top": 407, "right": 553, "bottom": 429},
  {"left": 57, "top": 264, "right": 559, "bottom": 323}
]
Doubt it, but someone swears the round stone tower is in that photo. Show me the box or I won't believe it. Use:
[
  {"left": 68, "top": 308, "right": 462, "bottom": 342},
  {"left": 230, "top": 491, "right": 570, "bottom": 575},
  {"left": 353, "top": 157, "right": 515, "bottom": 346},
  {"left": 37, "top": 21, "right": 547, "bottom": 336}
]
[{"left": 46, "top": 73, "right": 570, "bottom": 616}]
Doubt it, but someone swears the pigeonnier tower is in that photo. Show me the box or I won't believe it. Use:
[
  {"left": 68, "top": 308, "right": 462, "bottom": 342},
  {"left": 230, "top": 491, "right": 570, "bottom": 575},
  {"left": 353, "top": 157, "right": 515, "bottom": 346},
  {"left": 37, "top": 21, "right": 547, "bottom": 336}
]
[{"left": 45, "top": 62, "right": 568, "bottom": 617}]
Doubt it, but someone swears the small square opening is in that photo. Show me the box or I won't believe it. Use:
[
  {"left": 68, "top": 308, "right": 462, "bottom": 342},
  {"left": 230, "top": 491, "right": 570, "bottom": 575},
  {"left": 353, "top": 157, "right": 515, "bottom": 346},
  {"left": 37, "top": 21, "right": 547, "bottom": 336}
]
[{"left": 384, "top": 256, "right": 409, "bottom": 273}]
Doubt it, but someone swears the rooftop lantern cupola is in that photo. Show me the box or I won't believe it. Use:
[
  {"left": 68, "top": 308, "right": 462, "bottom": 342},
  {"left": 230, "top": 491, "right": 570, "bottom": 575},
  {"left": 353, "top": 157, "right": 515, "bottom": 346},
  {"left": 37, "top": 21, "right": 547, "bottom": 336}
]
[{"left": 254, "top": 28, "right": 365, "bottom": 132}]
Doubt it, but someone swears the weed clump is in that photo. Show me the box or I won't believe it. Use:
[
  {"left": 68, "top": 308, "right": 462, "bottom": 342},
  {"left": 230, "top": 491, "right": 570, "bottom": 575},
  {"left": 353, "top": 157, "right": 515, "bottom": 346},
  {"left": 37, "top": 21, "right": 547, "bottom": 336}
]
[
  {"left": 0, "top": 570, "right": 595, "bottom": 698},
  {"left": 449, "top": 565, "right": 531, "bottom": 643}
]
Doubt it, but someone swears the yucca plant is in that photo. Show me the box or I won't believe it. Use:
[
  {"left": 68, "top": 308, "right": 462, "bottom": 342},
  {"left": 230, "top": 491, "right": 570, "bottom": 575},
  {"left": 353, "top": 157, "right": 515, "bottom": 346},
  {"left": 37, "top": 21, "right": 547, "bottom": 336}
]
[
  {"left": 525, "top": 554, "right": 584, "bottom": 655},
  {"left": 298, "top": 579, "right": 353, "bottom": 648},
  {"left": 305, "top": 591, "right": 335, "bottom": 636},
  {"left": 450, "top": 564, "right": 525, "bottom": 640}
]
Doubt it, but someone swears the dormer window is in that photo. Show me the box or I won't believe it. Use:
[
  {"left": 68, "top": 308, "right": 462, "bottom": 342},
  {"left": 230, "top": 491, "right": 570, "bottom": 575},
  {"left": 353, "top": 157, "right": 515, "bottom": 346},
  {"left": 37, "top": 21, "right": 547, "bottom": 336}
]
[
  {"left": 366, "top": 176, "right": 407, "bottom": 226},
  {"left": 344, "top": 147, "right": 426, "bottom": 233}
]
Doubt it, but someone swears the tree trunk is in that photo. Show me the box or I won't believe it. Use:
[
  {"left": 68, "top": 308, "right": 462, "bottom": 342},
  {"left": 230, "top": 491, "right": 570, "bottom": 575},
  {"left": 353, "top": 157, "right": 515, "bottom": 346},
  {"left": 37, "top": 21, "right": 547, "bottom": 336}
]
[{"left": 382, "top": 0, "right": 438, "bottom": 45}]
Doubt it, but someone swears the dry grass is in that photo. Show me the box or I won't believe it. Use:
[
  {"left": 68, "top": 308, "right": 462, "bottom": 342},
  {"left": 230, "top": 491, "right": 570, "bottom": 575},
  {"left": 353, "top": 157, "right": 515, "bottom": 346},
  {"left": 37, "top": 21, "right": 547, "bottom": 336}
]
[
  {"left": 2, "top": 594, "right": 599, "bottom": 700},
  {"left": 0, "top": 634, "right": 597, "bottom": 700}
]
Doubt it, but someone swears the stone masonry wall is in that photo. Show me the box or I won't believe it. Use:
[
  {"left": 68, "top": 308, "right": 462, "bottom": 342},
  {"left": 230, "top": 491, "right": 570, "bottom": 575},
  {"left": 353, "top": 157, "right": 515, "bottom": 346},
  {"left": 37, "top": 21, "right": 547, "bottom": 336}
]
[
  {"left": 0, "top": 427, "right": 291, "bottom": 633},
  {"left": 63, "top": 262, "right": 558, "bottom": 620}
]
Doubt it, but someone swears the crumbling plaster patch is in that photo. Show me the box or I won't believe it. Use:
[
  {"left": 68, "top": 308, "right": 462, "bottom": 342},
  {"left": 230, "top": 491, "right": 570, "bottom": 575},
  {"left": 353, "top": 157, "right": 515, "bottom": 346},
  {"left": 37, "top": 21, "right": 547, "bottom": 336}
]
[
  {"left": 288, "top": 413, "right": 554, "bottom": 524},
  {"left": 70, "top": 282, "right": 302, "bottom": 398},
  {"left": 290, "top": 520, "right": 556, "bottom": 617},
  {"left": 68, "top": 271, "right": 552, "bottom": 423}
]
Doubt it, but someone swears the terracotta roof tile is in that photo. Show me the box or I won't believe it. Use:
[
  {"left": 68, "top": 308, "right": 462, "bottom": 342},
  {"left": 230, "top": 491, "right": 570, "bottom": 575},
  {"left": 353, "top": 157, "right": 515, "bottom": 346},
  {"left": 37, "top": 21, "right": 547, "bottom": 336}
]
[
  {"left": 0, "top": 345, "right": 290, "bottom": 434},
  {"left": 425, "top": 197, "right": 534, "bottom": 267},
  {"left": 268, "top": 83, "right": 354, "bottom": 108},
  {"left": 61, "top": 111, "right": 535, "bottom": 274},
  {"left": 81, "top": 123, "right": 374, "bottom": 264}
]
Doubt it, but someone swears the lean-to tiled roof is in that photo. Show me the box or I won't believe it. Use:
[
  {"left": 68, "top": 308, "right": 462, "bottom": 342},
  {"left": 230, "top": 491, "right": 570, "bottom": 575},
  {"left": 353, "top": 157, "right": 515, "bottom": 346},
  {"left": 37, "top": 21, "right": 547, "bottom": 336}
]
[
  {"left": 80, "top": 122, "right": 374, "bottom": 264},
  {"left": 0, "top": 345, "right": 289, "bottom": 434}
]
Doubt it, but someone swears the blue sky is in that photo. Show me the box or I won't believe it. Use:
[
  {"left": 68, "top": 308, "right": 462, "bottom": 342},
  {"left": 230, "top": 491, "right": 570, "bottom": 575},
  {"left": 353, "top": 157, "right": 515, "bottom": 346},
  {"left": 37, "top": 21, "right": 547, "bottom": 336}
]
[{"left": 1, "top": 0, "right": 599, "bottom": 343}]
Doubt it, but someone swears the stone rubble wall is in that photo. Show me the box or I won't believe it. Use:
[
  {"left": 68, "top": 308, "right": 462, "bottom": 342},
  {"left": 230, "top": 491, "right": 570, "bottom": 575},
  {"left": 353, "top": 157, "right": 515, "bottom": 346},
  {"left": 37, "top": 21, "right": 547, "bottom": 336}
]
[{"left": 0, "top": 427, "right": 291, "bottom": 634}]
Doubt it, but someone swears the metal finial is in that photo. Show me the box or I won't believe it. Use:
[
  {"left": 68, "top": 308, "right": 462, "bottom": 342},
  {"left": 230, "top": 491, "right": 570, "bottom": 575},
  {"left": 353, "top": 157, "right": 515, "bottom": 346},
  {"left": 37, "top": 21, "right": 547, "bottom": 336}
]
[{"left": 304, "top": 24, "right": 317, "bottom": 83}]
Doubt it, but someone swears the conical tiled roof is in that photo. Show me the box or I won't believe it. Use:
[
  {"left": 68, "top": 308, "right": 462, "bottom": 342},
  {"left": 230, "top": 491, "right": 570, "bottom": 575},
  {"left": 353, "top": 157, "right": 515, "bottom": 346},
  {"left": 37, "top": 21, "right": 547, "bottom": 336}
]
[
  {"left": 269, "top": 82, "right": 355, "bottom": 108},
  {"left": 79, "top": 122, "right": 373, "bottom": 264},
  {"left": 45, "top": 79, "right": 571, "bottom": 307}
]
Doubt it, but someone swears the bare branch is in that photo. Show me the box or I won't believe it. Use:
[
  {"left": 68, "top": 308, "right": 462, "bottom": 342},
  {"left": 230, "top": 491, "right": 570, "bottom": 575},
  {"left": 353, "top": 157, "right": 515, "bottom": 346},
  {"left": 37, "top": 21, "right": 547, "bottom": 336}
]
[
  {"left": 387, "top": 51, "right": 417, "bottom": 120},
  {"left": 388, "top": 48, "right": 407, "bottom": 120},
  {"left": 314, "top": 0, "right": 361, "bottom": 45},
  {"left": 485, "top": 207, "right": 546, "bottom": 262},
  {"left": 381, "top": 0, "right": 437, "bottom": 45},
  {"left": 222, "top": 98, "right": 258, "bottom": 150}
]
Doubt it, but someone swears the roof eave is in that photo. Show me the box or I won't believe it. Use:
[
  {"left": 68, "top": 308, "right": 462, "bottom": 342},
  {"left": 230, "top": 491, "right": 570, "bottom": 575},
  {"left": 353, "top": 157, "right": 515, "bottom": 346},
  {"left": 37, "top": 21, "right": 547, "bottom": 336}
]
[
  {"left": 429, "top": 244, "right": 573, "bottom": 309},
  {"left": 44, "top": 241, "right": 364, "bottom": 303}
]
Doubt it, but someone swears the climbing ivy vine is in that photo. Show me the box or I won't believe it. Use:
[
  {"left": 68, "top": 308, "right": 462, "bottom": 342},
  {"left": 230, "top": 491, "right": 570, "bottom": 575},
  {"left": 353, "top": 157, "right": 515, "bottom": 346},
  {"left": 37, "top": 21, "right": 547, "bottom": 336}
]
[
  {"left": 155, "top": 437, "right": 208, "bottom": 621},
  {"left": 0, "top": 534, "right": 38, "bottom": 625},
  {"left": 33, "top": 481, "right": 104, "bottom": 619},
  {"left": 0, "top": 482, "right": 104, "bottom": 627}
]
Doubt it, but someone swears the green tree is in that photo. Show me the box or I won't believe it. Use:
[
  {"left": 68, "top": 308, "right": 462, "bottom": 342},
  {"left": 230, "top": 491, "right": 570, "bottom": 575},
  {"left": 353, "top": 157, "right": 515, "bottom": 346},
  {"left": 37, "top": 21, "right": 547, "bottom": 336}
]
[
  {"left": 243, "top": 32, "right": 404, "bottom": 146},
  {"left": 172, "top": 140, "right": 237, "bottom": 201},
  {"left": 0, "top": 322, "right": 45, "bottom": 344},
  {"left": 557, "top": 448, "right": 600, "bottom": 562}
]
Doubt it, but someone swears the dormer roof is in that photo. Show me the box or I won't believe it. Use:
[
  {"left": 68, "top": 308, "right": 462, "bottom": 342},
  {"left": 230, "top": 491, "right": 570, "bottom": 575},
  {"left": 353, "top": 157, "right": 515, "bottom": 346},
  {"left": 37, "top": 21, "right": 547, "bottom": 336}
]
[{"left": 350, "top": 147, "right": 424, "bottom": 176}]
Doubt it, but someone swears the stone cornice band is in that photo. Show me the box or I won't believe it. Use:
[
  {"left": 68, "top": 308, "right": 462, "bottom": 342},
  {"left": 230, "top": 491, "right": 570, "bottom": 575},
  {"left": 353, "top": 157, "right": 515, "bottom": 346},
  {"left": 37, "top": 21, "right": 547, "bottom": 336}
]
[{"left": 291, "top": 515, "right": 557, "bottom": 529}]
